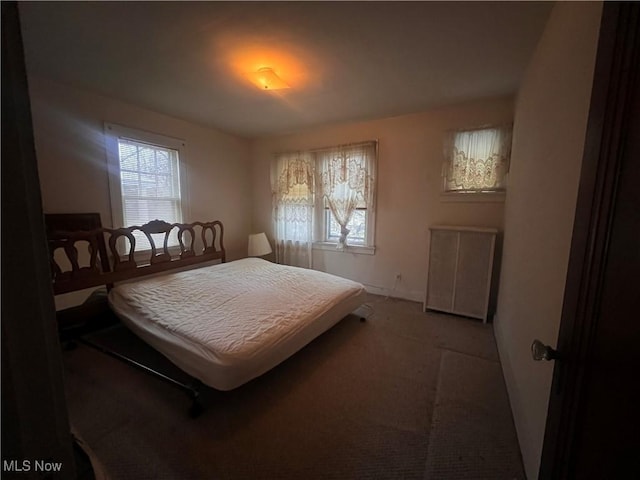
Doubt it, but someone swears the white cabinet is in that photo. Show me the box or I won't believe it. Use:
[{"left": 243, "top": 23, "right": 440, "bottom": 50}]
[{"left": 424, "top": 225, "right": 498, "bottom": 322}]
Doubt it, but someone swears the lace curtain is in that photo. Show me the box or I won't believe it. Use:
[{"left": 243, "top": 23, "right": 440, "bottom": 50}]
[
  {"left": 272, "top": 141, "right": 377, "bottom": 263},
  {"left": 271, "top": 152, "right": 315, "bottom": 268},
  {"left": 443, "top": 125, "right": 512, "bottom": 192},
  {"left": 317, "top": 142, "right": 376, "bottom": 250}
]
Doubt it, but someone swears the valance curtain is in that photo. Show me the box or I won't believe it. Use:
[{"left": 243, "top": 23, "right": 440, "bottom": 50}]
[
  {"left": 317, "top": 142, "right": 377, "bottom": 250},
  {"left": 271, "top": 152, "right": 315, "bottom": 268},
  {"left": 443, "top": 125, "right": 512, "bottom": 192}
]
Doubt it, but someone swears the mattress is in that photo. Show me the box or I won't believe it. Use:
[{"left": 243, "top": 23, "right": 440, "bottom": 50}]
[{"left": 108, "top": 257, "right": 366, "bottom": 390}]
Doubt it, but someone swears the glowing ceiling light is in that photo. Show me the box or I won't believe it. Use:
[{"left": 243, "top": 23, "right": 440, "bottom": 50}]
[{"left": 250, "top": 67, "right": 290, "bottom": 90}]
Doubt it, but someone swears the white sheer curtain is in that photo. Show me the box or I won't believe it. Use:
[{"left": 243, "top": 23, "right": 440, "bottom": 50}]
[
  {"left": 443, "top": 125, "right": 512, "bottom": 192},
  {"left": 271, "top": 152, "right": 315, "bottom": 268},
  {"left": 317, "top": 142, "right": 376, "bottom": 250}
]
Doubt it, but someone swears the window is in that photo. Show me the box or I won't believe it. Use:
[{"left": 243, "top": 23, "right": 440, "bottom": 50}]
[
  {"left": 105, "top": 123, "right": 187, "bottom": 251},
  {"left": 442, "top": 125, "right": 512, "bottom": 193},
  {"left": 326, "top": 209, "right": 366, "bottom": 245},
  {"left": 272, "top": 152, "right": 315, "bottom": 245},
  {"left": 316, "top": 142, "right": 376, "bottom": 249},
  {"left": 271, "top": 141, "right": 377, "bottom": 266}
]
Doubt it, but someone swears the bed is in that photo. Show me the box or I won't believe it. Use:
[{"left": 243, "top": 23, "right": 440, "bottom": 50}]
[
  {"left": 110, "top": 257, "right": 365, "bottom": 391},
  {"left": 48, "top": 214, "right": 366, "bottom": 414}
]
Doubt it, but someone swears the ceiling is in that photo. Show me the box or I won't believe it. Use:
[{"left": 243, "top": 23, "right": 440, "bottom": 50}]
[{"left": 18, "top": 1, "right": 553, "bottom": 139}]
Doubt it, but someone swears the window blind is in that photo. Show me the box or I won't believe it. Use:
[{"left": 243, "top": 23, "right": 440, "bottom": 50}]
[{"left": 117, "top": 138, "right": 182, "bottom": 250}]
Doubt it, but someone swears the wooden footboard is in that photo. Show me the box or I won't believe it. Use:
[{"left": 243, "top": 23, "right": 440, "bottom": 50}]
[{"left": 49, "top": 218, "right": 225, "bottom": 295}]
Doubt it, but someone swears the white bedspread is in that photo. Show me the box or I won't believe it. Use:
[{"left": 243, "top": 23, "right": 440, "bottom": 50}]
[{"left": 108, "top": 258, "right": 366, "bottom": 390}]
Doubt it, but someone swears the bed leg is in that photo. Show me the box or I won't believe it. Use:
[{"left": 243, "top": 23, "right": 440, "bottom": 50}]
[
  {"left": 187, "top": 380, "right": 204, "bottom": 418},
  {"left": 188, "top": 399, "right": 203, "bottom": 419},
  {"left": 62, "top": 340, "right": 78, "bottom": 350}
]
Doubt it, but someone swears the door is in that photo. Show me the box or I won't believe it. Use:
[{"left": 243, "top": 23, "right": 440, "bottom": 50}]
[
  {"left": 1, "top": 2, "right": 77, "bottom": 477},
  {"left": 539, "top": 3, "right": 640, "bottom": 478}
]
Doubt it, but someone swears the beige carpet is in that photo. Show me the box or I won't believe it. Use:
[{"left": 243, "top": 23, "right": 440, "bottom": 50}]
[
  {"left": 61, "top": 295, "right": 524, "bottom": 479},
  {"left": 424, "top": 350, "right": 525, "bottom": 479}
]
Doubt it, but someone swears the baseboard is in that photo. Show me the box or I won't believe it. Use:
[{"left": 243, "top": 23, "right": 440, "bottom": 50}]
[{"left": 362, "top": 284, "right": 424, "bottom": 303}]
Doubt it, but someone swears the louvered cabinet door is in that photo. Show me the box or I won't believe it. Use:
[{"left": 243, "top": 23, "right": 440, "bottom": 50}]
[
  {"left": 426, "top": 229, "right": 459, "bottom": 312},
  {"left": 425, "top": 226, "right": 497, "bottom": 322},
  {"left": 453, "top": 231, "right": 495, "bottom": 320}
]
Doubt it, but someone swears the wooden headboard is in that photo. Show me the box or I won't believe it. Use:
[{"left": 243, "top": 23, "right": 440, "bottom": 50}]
[{"left": 47, "top": 215, "right": 225, "bottom": 295}]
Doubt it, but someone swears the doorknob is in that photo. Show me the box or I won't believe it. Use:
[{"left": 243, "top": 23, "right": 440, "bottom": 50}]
[{"left": 531, "top": 339, "right": 559, "bottom": 361}]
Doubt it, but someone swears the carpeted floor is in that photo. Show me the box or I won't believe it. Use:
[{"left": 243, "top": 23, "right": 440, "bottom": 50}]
[
  {"left": 424, "top": 350, "right": 524, "bottom": 479},
  {"left": 61, "top": 295, "right": 524, "bottom": 479}
]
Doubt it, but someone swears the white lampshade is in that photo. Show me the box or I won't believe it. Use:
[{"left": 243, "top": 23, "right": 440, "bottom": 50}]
[{"left": 248, "top": 232, "right": 272, "bottom": 257}]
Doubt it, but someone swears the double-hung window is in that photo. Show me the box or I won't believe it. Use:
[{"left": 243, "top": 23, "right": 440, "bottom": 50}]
[
  {"left": 316, "top": 142, "right": 377, "bottom": 249},
  {"left": 272, "top": 141, "right": 377, "bottom": 266},
  {"left": 442, "top": 125, "right": 512, "bottom": 194},
  {"left": 105, "top": 123, "right": 187, "bottom": 251}
]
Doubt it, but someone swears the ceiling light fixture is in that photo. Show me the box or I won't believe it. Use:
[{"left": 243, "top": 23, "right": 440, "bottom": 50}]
[{"left": 251, "top": 67, "right": 290, "bottom": 90}]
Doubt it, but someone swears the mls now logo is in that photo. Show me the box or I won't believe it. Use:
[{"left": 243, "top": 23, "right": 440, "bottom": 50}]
[{"left": 3, "top": 459, "right": 63, "bottom": 473}]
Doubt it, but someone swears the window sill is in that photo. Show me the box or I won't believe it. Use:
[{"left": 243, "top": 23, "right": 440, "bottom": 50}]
[
  {"left": 439, "top": 191, "right": 506, "bottom": 203},
  {"left": 313, "top": 242, "right": 375, "bottom": 255}
]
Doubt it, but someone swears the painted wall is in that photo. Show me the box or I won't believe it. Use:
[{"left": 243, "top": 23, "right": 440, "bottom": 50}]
[
  {"left": 493, "top": 2, "right": 603, "bottom": 478},
  {"left": 28, "top": 77, "right": 251, "bottom": 308},
  {"left": 250, "top": 97, "right": 512, "bottom": 302}
]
